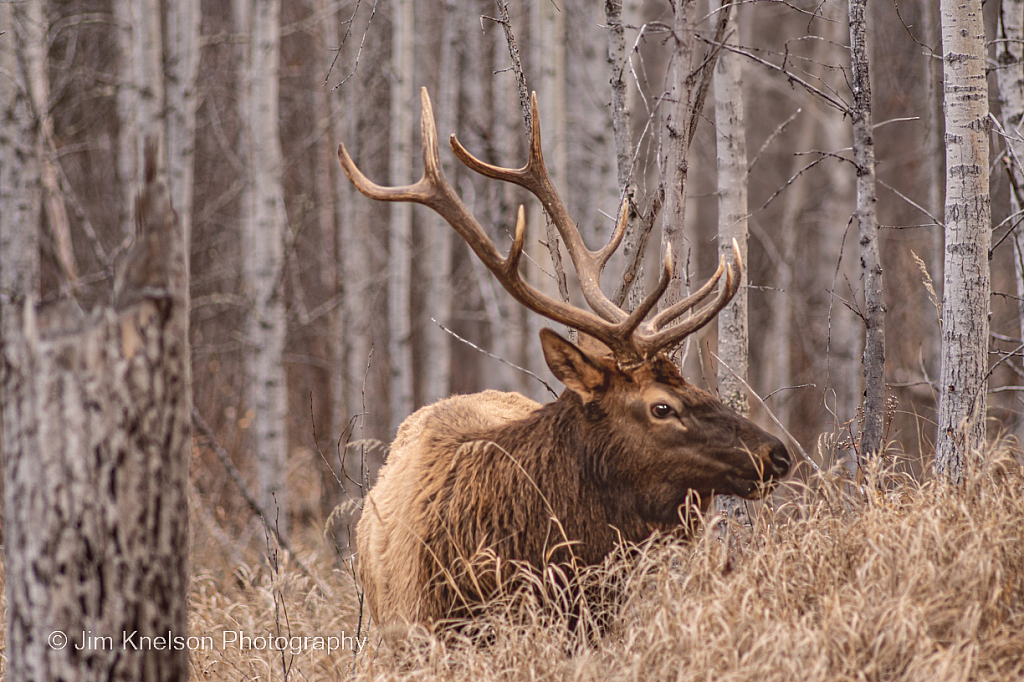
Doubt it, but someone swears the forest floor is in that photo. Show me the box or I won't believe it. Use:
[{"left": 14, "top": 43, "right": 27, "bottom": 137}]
[{"left": 3, "top": 446, "right": 1024, "bottom": 681}]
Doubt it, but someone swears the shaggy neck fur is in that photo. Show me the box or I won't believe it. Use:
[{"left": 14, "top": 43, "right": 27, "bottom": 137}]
[{"left": 419, "top": 390, "right": 667, "bottom": 619}]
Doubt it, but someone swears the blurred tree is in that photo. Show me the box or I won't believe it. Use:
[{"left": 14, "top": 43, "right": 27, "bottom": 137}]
[
  {"left": 0, "top": 0, "right": 43, "bottom": 542},
  {"left": 5, "top": 148, "right": 190, "bottom": 682},
  {"left": 996, "top": 0, "right": 1024, "bottom": 443},
  {"left": 713, "top": 0, "right": 748, "bottom": 417},
  {"left": 422, "top": 0, "right": 459, "bottom": 405},
  {"left": 389, "top": 0, "right": 414, "bottom": 434},
  {"left": 237, "top": 0, "right": 290, "bottom": 535},
  {"left": 713, "top": 0, "right": 750, "bottom": 522}
]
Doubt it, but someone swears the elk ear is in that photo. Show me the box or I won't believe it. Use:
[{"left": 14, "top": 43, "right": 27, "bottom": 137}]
[{"left": 540, "top": 328, "right": 607, "bottom": 402}]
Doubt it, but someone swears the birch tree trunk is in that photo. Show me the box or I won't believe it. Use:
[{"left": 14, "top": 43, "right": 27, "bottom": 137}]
[
  {"left": 660, "top": 0, "right": 699, "bottom": 366},
  {"left": 22, "top": 0, "right": 77, "bottom": 294},
  {"left": 713, "top": 0, "right": 747, "bottom": 416},
  {"left": 5, "top": 155, "right": 190, "bottom": 682},
  {"left": 605, "top": 0, "right": 646, "bottom": 312},
  {"left": 996, "top": 0, "right": 1024, "bottom": 443},
  {"left": 1, "top": 0, "right": 43, "bottom": 531},
  {"left": 849, "top": 0, "right": 886, "bottom": 458},
  {"left": 923, "top": 0, "right": 944, "bottom": 381},
  {"left": 165, "top": 0, "right": 201, "bottom": 261},
  {"left": 423, "top": 0, "right": 459, "bottom": 405},
  {"left": 388, "top": 0, "right": 414, "bottom": 432},
  {"left": 239, "top": 0, "right": 290, "bottom": 535},
  {"left": 936, "top": 0, "right": 991, "bottom": 481},
  {"left": 530, "top": 0, "right": 571, "bottom": 340},
  {"left": 115, "top": 0, "right": 164, "bottom": 238},
  {"left": 712, "top": 0, "right": 749, "bottom": 523}
]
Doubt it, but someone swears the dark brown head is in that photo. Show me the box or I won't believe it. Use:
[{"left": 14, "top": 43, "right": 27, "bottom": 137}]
[{"left": 541, "top": 328, "right": 790, "bottom": 524}]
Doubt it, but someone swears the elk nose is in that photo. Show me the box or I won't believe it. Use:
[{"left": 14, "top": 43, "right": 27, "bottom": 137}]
[{"left": 768, "top": 440, "right": 791, "bottom": 477}]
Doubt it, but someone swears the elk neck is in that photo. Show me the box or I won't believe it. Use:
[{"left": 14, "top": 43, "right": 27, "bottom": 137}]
[{"left": 468, "top": 389, "right": 657, "bottom": 566}]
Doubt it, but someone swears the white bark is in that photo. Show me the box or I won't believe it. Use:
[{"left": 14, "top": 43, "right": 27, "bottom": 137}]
[
  {"left": 849, "top": 0, "right": 886, "bottom": 458},
  {"left": 423, "top": 0, "right": 459, "bottom": 405},
  {"left": 115, "top": 0, "right": 164, "bottom": 238},
  {"left": 165, "top": 0, "right": 201, "bottom": 261},
  {"left": 1, "top": 0, "right": 42, "bottom": 525},
  {"left": 923, "top": 0, "right": 944, "bottom": 380},
  {"left": 388, "top": 0, "right": 414, "bottom": 432},
  {"left": 660, "top": 0, "right": 699, "bottom": 366},
  {"left": 936, "top": 0, "right": 991, "bottom": 481},
  {"left": 21, "top": 0, "right": 76, "bottom": 293},
  {"left": 605, "top": 0, "right": 646, "bottom": 312},
  {"left": 239, "top": 0, "right": 290, "bottom": 534},
  {"left": 487, "top": 7, "right": 529, "bottom": 395},
  {"left": 997, "top": 0, "right": 1024, "bottom": 443},
  {"left": 530, "top": 0, "right": 571, "bottom": 331},
  {"left": 712, "top": 0, "right": 748, "bottom": 417},
  {"left": 712, "top": 0, "right": 749, "bottom": 524}
]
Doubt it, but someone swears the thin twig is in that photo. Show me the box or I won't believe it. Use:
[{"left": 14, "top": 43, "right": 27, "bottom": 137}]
[
  {"left": 711, "top": 352, "right": 817, "bottom": 471},
  {"left": 191, "top": 407, "right": 332, "bottom": 596},
  {"left": 432, "top": 318, "right": 558, "bottom": 398}
]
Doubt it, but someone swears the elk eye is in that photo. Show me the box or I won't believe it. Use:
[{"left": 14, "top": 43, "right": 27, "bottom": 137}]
[{"left": 651, "top": 403, "right": 676, "bottom": 419}]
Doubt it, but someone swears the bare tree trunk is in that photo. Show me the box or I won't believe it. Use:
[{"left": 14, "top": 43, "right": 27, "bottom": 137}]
[
  {"left": 923, "top": 0, "right": 944, "bottom": 382},
  {"left": 712, "top": 0, "right": 747, "bottom": 416},
  {"left": 422, "top": 0, "right": 459, "bottom": 405},
  {"left": 0, "top": 0, "right": 43, "bottom": 541},
  {"left": 711, "top": 0, "right": 748, "bottom": 523},
  {"left": 996, "top": 0, "right": 1024, "bottom": 442},
  {"left": 239, "top": 0, "right": 290, "bottom": 535},
  {"left": 389, "top": 0, "right": 415, "bottom": 432},
  {"left": 849, "top": 0, "right": 886, "bottom": 458},
  {"left": 605, "top": 0, "right": 648, "bottom": 312},
  {"left": 606, "top": 0, "right": 631, "bottom": 202},
  {"left": 486, "top": 7, "right": 529, "bottom": 395},
  {"left": 116, "top": 0, "right": 164, "bottom": 238},
  {"left": 529, "top": 0, "right": 571, "bottom": 333},
  {"left": 819, "top": 2, "right": 861, "bottom": 438},
  {"left": 21, "top": 0, "right": 77, "bottom": 295},
  {"left": 660, "top": 0, "right": 699, "bottom": 366},
  {"left": 936, "top": 0, "right": 991, "bottom": 481},
  {"left": 5, "top": 155, "right": 190, "bottom": 682},
  {"left": 165, "top": 0, "right": 201, "bottom": 262}
]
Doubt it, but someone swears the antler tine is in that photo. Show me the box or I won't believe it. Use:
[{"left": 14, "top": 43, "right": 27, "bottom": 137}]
[
  {"left": 637, "top": 240, "right": 743, "bottom": 356},
  {"left": 647, "top": 256, "right": 726, "bottom": 332},
  {"left": 450, "top": 92, "right": 628, "bottom": 325},
  {"left": 505, "top": 205, "right": 527, "bottom": 276},
  {"left": 594, "top": 199, "right": 630, "bottom": 271},
  {"left": 338, "top": 89, "right": 444, "bottom": 206},
  {"left": 617, "top": 243, "right": 672, "bottom": 340}
]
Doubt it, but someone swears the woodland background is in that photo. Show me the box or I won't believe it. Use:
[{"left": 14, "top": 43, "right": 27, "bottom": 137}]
[{"left": 2, "top": 0, "right": 1021, "bottom": 548}]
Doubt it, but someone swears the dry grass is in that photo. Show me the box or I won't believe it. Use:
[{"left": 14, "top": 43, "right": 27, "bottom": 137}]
[
  {"left": 3, "top": 446, "right": 1024, "bottom": 681},
  {"left": 340, "top": 447, "right": 1024, "bottom": 682}
]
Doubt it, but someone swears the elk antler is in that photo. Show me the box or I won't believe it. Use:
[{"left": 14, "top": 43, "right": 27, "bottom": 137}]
[{"left": 338, "top": 88, "right": 741, "bottom": 366}]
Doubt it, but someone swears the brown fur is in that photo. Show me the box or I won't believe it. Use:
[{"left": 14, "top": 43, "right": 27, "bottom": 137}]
[{"left": 356, "top": 331, "right": 789, "bottom": 640}]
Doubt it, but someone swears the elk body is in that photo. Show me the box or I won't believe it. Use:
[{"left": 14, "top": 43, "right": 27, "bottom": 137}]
[{"left": 339, "top": 89, "right": 790, "bottom": 640}]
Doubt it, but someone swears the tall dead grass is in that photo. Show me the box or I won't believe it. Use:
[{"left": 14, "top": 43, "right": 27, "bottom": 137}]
[
  {"left": 2, "top": 446, "right": 1023, "bottom": 681},
  {"left": 344, "top": 446, "right": 1024, "bottom": 681}
]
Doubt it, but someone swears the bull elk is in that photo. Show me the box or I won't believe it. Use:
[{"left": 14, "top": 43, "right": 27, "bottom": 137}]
[{"left": 338, "top": 88, "right": 790, "bottom": 640}]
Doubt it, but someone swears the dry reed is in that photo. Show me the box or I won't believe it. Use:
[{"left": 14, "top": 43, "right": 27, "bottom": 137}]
[{"left": 1, "top": 445, "right": 1023, "bottom": 681}]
